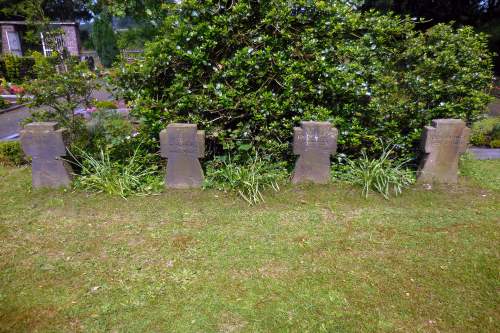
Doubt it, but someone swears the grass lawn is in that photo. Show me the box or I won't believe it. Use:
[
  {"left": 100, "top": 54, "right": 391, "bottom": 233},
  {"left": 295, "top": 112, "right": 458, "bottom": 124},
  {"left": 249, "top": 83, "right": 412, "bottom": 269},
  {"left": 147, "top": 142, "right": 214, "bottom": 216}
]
[{"left": 0, "top": 159, "right": 499, "bottom": 332}]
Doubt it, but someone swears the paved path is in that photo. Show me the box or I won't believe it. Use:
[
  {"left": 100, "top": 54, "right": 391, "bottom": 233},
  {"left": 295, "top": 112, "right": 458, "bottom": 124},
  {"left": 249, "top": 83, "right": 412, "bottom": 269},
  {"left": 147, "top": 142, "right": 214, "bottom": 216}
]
[
  {"left": 0, "top": 106, "right": 32, "bottom": 140},
  {"left": 468, "top": 148, "right": 500, "bottom": 160}
]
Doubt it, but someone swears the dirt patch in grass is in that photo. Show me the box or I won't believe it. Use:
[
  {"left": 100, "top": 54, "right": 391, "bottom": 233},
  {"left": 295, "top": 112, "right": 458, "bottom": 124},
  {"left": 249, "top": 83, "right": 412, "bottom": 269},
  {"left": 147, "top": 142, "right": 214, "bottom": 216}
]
[
  {"left": 170, "top": 234, "right": 195, "bottom": 251},
  {"left": 258, "top": 260, "right": 290, "bottom": 279},
  {"left": 0, "top": 306, "right": 60, "bottom": 332},
  {"left": 218, "top": 312, "right": 247, "bottom": 333}
]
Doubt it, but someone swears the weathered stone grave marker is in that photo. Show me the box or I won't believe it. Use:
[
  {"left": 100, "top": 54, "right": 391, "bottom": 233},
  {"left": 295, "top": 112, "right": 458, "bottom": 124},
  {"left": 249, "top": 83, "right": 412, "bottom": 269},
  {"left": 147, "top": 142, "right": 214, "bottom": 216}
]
[
  {"left": 20, "top": 122, "right": 73, "bottom": 188},
  {"left": 160, "top": 123, "right": 205, "bottom": 188},
  {"left": 417, "top": 119, "right": 470, "bottom": 184},
  {"left": 292, "top": 121, "right": 338, "bottom": 184},
  {"left": 6, "top": 30, "right": 22, "bottom": 56}
]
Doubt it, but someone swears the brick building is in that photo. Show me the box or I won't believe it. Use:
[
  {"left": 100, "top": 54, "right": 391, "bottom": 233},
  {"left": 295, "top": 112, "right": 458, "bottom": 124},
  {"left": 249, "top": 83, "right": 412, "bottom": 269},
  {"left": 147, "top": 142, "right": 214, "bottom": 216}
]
[{"left": 0, "top": 21, "right": 81, "bottom": 57}]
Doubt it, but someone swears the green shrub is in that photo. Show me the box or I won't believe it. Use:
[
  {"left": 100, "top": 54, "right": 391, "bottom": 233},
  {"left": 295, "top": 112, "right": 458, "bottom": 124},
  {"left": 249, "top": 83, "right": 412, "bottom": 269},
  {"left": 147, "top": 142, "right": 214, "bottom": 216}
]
[
  {"left": 88, "top": 109, "right": 132, "bottom": 142},
  {"left": 490, "top": 139, "right": 500, "bottom": 148},
  {"left": 22, "top": 52, "right": 99, "bottom": 145},
  {"left": 115, "top": 0, "right": 493, "bottom": 163},
  {"left": 334, "top": 144, "right": 415, "bottom": 199},
  {"left": 0, "top": 141, "right": 27, "bottom": 166},
  {"left": 470, "top": 117, "right": 500, "bottom": 147},
  {"left": 0, "top": 98, "right": 9, "bottom": 109},
  {"left": 95, "top": 100, "right": 118, "bottom": 109},
  {"left": 116, "top": 25, "right": 157, "bottom": 50},
  {"left": 204, "top": 153, "right": 288, "bottom": 205},
  {"left": 71, "top": 147, "right": 163, "bottom": 198},
  {"left": 0, "top": 55, "right": 36, "bottom": 83},
  {"left": 0, "top": 59, "right": 5, "bottom": 79},
  {"left": 492, "top": 123, "right": 500, "bottom": 141},
  {"left": 85, "top": 109, "right": 134, "bottom": 159}
]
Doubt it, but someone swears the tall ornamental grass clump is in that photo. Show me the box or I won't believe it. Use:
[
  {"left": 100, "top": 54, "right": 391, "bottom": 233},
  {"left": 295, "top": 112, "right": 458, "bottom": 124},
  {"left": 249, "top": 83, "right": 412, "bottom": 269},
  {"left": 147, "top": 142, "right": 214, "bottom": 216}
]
[
  {"left": 115, "top": 0, "right": 493, "bottom": 163},
  {"left": 71, "top": 147, "right": 163, "bottom": 198},
  {"left": 334, "top": 143, "right": 415, "bottom": 199},
  {"left": 204, "top": 153, "right": 288, "bottom": 205}
]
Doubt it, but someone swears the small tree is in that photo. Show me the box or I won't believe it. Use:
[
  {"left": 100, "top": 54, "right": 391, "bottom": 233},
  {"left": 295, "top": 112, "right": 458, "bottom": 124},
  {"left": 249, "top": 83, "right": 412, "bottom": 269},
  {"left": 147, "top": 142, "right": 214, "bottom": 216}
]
[
  {"left": 92, "top": 12, "right": 119, "bottom": 68},
  {"left": 22, "top": 52, "right": 98, "bottom": 141}
]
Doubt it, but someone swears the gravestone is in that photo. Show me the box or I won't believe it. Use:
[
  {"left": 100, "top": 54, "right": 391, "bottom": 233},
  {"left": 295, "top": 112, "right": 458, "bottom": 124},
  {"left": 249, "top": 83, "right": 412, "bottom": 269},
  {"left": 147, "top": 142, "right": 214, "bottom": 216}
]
[
  {"left": 292, "top": 121, "right": 338, "bottom": 184},
  {"left": 20, "top": 122, "right": 73, "bottom": 188},
  {"left": 417, "top": 119, "right": 470, "bottom": 184},
  {"left": 160, "top": 124, "right": 205, "bottom": 189},
  {"left": 6, "top": 31, "right": 22, "bottom": 56}
]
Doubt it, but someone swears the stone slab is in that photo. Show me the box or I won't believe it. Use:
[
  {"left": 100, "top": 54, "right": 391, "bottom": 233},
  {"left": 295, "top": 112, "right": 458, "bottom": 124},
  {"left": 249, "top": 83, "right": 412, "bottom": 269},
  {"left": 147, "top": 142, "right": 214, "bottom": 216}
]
[
  {"left": 20, "top": 122, "right": 73, "bottom": 188},
  {"left": 417, "top": 119, "right": 470, "bottom": 184},
  {"left": 468, "top": 147, "right": 500, "bottom": 160},
  {"left": 160, "top": 123, "right": 205, "bottom": 189},
  {"left": 292, "top": 121, "right": 338, "bottom": 184}
]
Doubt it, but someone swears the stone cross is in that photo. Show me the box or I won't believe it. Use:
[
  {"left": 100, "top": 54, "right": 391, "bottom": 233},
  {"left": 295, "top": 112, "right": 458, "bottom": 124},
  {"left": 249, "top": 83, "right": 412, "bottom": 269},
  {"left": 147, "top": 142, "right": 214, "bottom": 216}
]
[
  {"left": 292, "top": 121, "right": 338, "bottom": 184},
  {"left": 20, "top": 122, "right": 73, "bottom": 188},
  {"left": 160, "top": 123, "right": 205, "bottom": 189},
  {"left": 417, "top": 119, "right": 470, "bottom": 184}
]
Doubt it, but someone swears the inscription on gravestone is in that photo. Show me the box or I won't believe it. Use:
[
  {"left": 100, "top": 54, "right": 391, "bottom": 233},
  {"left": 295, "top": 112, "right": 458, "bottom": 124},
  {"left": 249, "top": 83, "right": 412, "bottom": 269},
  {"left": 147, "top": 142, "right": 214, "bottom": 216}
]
[
  {"left": 417, "top": 119, "right": 470, "bottom": 184},
  {"left": 160, "top": 124, "right": 205, "bottom": 189},
  {"left": 292, "top": 121, "right": 338, "bottom": 184},
  {"left": 20, "top": 122, "right": 73, "bottom": 188}
]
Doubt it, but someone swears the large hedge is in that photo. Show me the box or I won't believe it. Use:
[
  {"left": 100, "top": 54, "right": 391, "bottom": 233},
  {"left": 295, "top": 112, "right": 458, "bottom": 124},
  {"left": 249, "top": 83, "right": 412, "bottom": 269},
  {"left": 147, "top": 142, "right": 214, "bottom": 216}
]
[{"left": 115, "top": 0, "right": 493, "bottom": 162}]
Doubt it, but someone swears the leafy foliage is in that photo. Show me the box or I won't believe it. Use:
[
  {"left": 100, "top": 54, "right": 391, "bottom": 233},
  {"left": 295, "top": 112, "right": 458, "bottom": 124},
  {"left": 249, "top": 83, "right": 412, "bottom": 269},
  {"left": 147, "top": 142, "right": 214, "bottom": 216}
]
[
  {"left": 115, "top": 0, "right": 493, "bottom": 163},
  {"left": 98, "top": 0, "right": 166, "bottom": 23},
  {"left": 22, "top": 52, "right": 98, "bottom": 143},
  {"left": 361, "top": 0, "right": 500, "bottom": 26},
  {"left": 69, "top": 110, "right": 162, "bottom": 198},
  {"left": 94, "top": 100, "right": 118, "bottom": 109},
  {"left": 0, "top": 55, "right": 35, "bottom": 83},
  {"left": 363, "top": 1, "right": 500, "bottom": 73},
  {"left": 71, "top": 146, "right": 163, "bottom": 198},
  {"left": 204, "top": 153, "right": 288, "bottom": 205},
  {"left": 116, "top": 25, "right": 158, "bottom": 50},
  {"left": 334, "top": 143, "right": 415, "bottom": 199},
  {"left": 0, "top": 0, "right": 93, "bottom": 21},
  {"left": 0, "top": 98, "right": 9, "bottom": 109},
  {"left": 85, "top": 109, "right": 135, "bottom": 158},
  {"left": 490, "top": 138, "right": 500, "bottom": 148},
  {"left": 470, "top": 117, "right": 500, "bottom": 147},
  {"left": 492, "top": 123, "right": 500, "bottom": 140},
  {"left": 0, "top": 141, "right": 27, "bottom": 166}
]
